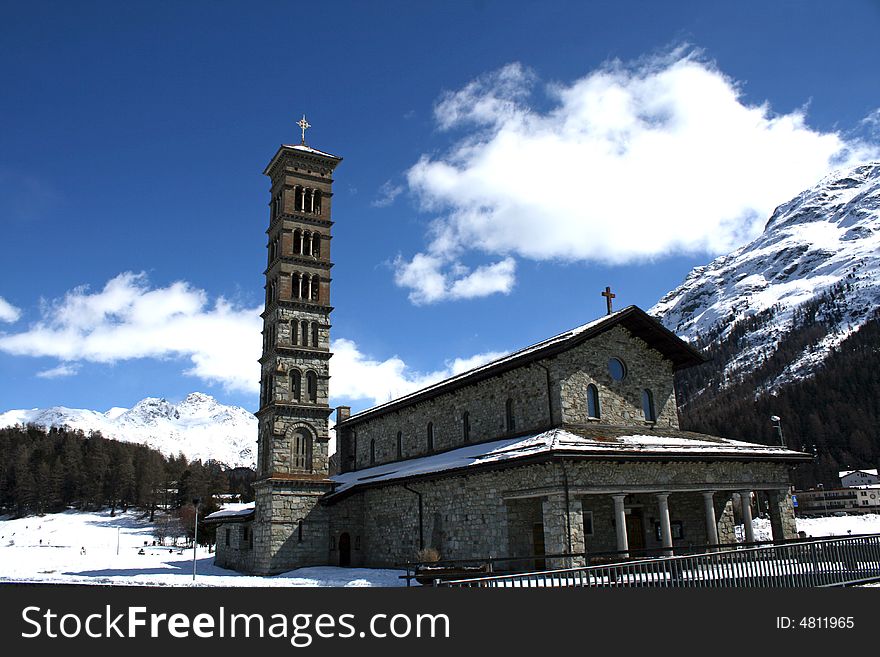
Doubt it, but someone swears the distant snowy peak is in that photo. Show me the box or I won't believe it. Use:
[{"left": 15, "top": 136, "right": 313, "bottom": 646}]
[
  {"left": 651, "top": 161, "right": 880, "bottom": 387},
  {"left": 0, "top": 393, "right": 257, "bottom": 469}
]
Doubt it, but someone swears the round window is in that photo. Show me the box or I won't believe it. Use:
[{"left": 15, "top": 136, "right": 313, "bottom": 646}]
[{"left": 608, "top": 358, "right": 626, "bottom": 381}]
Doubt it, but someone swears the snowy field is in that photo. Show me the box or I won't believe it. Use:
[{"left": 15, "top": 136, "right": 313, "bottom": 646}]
[
  {"left": 1, "top": 510, "right": 879, "bottom": 587},
  {"left": 0, "top": 510, "right": 404, "bottom": 587}
]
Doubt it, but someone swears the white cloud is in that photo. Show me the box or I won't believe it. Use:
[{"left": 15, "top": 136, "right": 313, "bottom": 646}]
[
  {"left": 395, "top": 52, "right": 880, "bottom": 303},
  {"left": 0, "top": 296, "right": 21, "bottom": 323},
  {"left": 392, "top": 253, "right": 516, "bottom": 305},
  {"left": 36, "top": 363, "right": 80, "bottom": 379},
  {"left": 3, "top": 272, "right": 507, "bottom": 405},
  {"left": 0, "top": 272, "right": 263, "bottom": 393},
  {"left": 330, "top": 337, "right": 506, "bottom": 406},
  {"left": 372, "top": 180, "right": 404, "bottom": 207}
]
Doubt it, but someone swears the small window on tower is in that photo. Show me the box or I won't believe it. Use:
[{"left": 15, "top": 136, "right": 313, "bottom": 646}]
[
  {"left": 301, "top": 320, "right": 309, "bottom": 346},
  {"left": 307, "top": 371, "right": 318, "bottom": 403},
  {"left": 311, "top": 322, "right": 319, "bottom": 348}
]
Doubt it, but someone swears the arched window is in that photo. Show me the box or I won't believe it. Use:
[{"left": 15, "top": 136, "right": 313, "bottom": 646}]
[
  {"left": 427, "top": 422, "right": 434, "bottom": 453},
  {"left": 312, "top": 233, "right": 320, "bottom": 258},
  {"left": 370, "top": 439, "right": 375, "bottom": 465},
  {"left": 305, "top": 188, "right": 314, "bottom": 213},
  {"left": 301, "top": 320, "right": 309, "bottom": 346},
  {"left": 311, "top": 322, "right": 319, "bottom": 348},
  {"left": 290, "top": 319, "right": 298, "bottom": 345},
  {"left": 642, "top": 389, "right": 656, "bottom": 422},
  {"left": 294, "top": 186, "right": 303, "bottom": 212},
  {"left": 311, "top": 275, "right": 320, "bottom": 301},
  {"left": 396, "top": 431, "right": 403, "bottom": 459},
  {"left": 293, "top": 229, "right": 302, "bottom": 255},
  {"left": 303, "top": 230, "right": 312, "bottom": 256},
  {"left": 505, "top": 398, "right": 515, "bottom": 433},
  {"left": 290, "top": 370, "right": 301, "bottom": 402},
  {"left": 587, "top": 384, "right": 600, "bottom": 419},
  {"left": 291, "top": 427, "right": 312, "bottom": 471},
  {"left": 306, "top": 371, "right": 318, "bottom": 403},
  {"left": 462, "top": 412, "right": 470, "bottom": 443},
  {"left": 314, "top": 190, "right": 322, "bottom": 215}
]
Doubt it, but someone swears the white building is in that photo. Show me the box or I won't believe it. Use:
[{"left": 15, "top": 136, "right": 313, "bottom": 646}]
[{"left": 839, "top": 469, "right": 880, "bottom": 488}]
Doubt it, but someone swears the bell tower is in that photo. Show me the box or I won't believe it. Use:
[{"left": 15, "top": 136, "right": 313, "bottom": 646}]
[{"left": 251, "top": 117, "right": 342, "bottom": 574}]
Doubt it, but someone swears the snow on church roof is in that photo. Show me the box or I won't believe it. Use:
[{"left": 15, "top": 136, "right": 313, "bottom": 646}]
[
  {"left": 328, "top": 426, "right": 811, "bottom": 498},
  {"left": 280, "top": 143, "right": 341, "bottom": 159},
  {"left": 205, "top": 502, "right": 254, "bottom": 522}
]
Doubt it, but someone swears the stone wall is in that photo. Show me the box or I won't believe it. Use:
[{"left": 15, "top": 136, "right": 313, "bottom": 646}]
[
  {"left": 339, "top": 325, "right": 683, "bottom": 472},
  {"left": 213, "top": 521, "right": 255, "bottom": 572},
  {"left": 555, "top": 326, "right": 679, "bottom": 429},
  {"left": 250, "top": 478, "right": 332, "bottom": 574},
  {"left": 325, "top": 458, "right": 794, "bottom": 567}
]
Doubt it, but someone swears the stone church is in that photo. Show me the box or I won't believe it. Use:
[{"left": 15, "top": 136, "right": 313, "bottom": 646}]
[{"left": 208, "top": 128, "right": 811, "bottom": 575}]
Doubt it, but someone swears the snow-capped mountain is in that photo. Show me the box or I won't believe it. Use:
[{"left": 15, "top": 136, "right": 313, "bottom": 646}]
[
  {"left": 0, "top": 392, "right": 257, "bottom": 468},
  {"left": 652, "top": 161, "right": 880, "bottom": 389}
]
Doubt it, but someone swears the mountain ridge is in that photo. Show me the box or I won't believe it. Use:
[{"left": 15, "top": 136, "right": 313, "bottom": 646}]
[{"left": 0, "top": 392, "right": 257, "bottom": 469}]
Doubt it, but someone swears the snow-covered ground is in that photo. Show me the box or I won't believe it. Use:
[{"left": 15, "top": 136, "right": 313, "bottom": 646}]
[
  {"left": 0, "top": 510, "right": 403, "bottom": 587},
  {"left": 747, "top": 513, "right": 880, "bottom": 542},
  {"left": 2, "top": 510, "right": 878, "bottom": 587}
]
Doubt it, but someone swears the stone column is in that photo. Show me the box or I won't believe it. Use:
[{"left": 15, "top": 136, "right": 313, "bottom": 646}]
[
  {"left": 611, "top": 494, "right": 628, "bottom": 557},
  {"left": 541, "top": 494, "right": 585, "bottom": 568},
  {"left": 768, "top": 488, "right": 797, "bottom": 541},
  {"left": 656, "top": 493, "right": 674, "bottom": 556},
  {"left": 702, "top": 491, "right": 719, "bottom": 550},
  {"left": 740, "top": 490, "right": 755, "bottom": 543}
]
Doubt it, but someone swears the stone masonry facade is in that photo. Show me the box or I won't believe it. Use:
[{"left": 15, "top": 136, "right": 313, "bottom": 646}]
[
  {"left": 338, "top": 324, "right": 680, "bottom": 472},
  {"left": 324, "top": 458, "right": 793, "bottom": 568}
]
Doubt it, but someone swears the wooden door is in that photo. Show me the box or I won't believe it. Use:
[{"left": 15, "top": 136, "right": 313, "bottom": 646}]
[{"left": 626, "top": 512, "right": 645, "bottom": 553}]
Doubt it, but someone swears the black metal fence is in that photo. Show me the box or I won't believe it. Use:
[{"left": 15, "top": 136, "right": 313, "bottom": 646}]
[{"left": 436, "top": 534, "right": 880, "bottom": 588}]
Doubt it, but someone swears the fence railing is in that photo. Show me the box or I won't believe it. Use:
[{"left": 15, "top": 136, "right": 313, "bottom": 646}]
[{"left": 437, "top": 534, "right": 880, "bottom": 588}]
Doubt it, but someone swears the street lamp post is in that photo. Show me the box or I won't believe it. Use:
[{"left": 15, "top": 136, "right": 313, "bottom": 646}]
[
  {"left": 192, "top": 497, "right": 200, "bottom": 582},
  {"left": 770, "top": 415, "right": 785, "bottom": 447},
  {"left": 817, "top": 484, "right": 828, "bottom": 515}
]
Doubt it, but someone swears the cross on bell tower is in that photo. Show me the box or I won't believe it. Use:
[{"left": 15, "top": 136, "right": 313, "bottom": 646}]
[
  {"left": 601, "top": 286, "right": 616, "bottom": 315},
  {"left": 297, "top": 114, "right": 311, "bottom": 145}
]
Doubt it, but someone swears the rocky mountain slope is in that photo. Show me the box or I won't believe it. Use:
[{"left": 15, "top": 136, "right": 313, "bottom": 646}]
[
  {"left": 652, "top": 161, "right": 880, "bottom": 392},
  {"left": 0, "top": 392, "right": 256, "bottom": 468}
]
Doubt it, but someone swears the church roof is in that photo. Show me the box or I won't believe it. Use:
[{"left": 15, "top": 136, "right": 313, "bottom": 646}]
[
  {"left": 262, "top": 143, "right": 342, "bottom": 175},
  {"left": 338, "top": 305, "right": 705, "bottom": 427},
  {"left": 204, "top": 502, "right": 255, "bottom": 523},
  {"left": 327, "top": 425, "right": 812, "bottom": 499}
]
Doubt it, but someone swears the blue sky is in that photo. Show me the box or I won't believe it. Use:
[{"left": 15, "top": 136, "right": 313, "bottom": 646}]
[{"left": 1, "top": 0, "right": 879, "bottom": 414}]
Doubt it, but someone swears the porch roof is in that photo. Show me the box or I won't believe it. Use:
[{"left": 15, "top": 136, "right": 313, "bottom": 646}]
[{"left": 327, "top": 425, "right": 811, "bottom": 499}]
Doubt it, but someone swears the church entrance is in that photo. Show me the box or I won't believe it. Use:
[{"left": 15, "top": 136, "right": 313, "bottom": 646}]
[
  {"left": 339, "top": 532, "right": 351, "bottom": 567},
  {"left": 625, "top": 511, "right": 645, "bottom": 553}
]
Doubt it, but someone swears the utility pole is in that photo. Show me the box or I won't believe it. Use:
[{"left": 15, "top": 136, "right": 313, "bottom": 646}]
[{"left": 192, "top": 497, "right": 200, "bottom": 582}]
